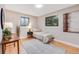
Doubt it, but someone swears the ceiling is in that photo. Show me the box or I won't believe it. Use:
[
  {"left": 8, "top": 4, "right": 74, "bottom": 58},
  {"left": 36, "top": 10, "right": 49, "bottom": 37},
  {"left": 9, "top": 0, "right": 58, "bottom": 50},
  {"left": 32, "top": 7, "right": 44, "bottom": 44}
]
[{"left": 5, "top": 4, "right": 75, "bottom": 16}]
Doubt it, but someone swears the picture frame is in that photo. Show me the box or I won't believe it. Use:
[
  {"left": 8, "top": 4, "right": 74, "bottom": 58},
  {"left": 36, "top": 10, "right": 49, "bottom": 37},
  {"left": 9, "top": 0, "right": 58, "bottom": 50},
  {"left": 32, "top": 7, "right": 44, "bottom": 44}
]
[
  {"left": 45, "top": 15, "right": 58, "bottom": 26},
  {"left": 20, "top": 16, "right": 29, "bottom": 26}
]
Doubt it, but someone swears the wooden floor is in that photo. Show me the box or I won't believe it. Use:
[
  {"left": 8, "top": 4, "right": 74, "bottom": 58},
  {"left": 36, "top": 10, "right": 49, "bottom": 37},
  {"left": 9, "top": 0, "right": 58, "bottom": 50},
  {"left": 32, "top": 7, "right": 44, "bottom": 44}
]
[
  {"left": 5, "top": 43, "right": 18, "bottom": 54},
  {"left": 50, "top": 41, "right": 79, "bottom": 54},
  {"left": 1, "top": 38, "right": 79, "bottom": 54},
  {"left": 3, "top": 38, "right": 31, "bottom": 54}
]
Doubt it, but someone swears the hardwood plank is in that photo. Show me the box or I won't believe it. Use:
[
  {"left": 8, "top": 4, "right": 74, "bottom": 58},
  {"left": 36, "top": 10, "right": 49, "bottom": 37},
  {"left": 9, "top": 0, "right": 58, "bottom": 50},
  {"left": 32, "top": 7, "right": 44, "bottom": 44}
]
[{"left": 50, "top": 41, "right": 79, "bottom": 54}]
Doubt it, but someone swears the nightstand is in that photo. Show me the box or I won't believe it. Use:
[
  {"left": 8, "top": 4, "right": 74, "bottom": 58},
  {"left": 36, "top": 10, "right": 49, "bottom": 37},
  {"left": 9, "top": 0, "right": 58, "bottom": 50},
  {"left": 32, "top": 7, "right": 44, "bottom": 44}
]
[{"left": 27, "top": 32, "right": 33, "bottom": 38}]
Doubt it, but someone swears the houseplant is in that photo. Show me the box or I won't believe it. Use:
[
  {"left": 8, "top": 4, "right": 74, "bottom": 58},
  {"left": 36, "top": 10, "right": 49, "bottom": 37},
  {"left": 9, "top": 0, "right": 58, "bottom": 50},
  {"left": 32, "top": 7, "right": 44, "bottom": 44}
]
[{"left": 3, "top": 28, "right": 12, "bottom": 41}]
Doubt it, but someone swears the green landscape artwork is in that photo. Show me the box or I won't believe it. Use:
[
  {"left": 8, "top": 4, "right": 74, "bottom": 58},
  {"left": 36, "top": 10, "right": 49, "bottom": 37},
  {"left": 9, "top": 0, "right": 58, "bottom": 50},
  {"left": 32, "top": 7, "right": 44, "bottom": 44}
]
[{"left": 45, "top": 15, "right": 58, "bottom": 26}]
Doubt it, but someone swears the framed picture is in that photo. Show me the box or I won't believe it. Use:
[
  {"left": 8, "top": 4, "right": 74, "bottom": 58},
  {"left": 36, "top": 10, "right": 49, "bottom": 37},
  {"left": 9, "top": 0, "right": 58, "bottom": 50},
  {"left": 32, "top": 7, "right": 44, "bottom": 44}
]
[
  {"left": 45, "top": 15, "right": 58, "bottom": 26},
  {"left": 20, "top": 16, "right": 29, "bottom": 26}
]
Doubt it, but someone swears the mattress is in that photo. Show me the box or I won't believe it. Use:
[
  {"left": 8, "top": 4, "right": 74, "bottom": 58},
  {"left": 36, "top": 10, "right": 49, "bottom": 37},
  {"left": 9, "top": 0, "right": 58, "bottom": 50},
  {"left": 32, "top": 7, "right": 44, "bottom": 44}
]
[
  {"left": 33, "top": 32, "right": 44, "bottom": 41},
  {"left": 33, "top": 32, "right": 54, "bottom": 43},
  {"left": 21, "top": 39, "right": 65, "bottom": 54}
]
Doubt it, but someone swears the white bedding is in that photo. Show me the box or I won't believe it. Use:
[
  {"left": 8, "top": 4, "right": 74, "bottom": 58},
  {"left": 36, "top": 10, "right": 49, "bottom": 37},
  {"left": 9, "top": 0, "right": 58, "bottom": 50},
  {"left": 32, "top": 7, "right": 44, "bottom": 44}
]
[
  {"left": 33, "top": 32, "right": 53, "bottom": 43},
  {"left": 21, "top": 39, "right": 65, "bottom": 54}
]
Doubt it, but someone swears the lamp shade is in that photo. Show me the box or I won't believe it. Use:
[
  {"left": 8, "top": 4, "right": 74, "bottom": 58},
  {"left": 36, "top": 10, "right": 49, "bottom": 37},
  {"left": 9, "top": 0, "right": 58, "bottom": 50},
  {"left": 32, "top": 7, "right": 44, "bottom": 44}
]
[{"left": 4, "top": 22, "right": 13, "bottom": 28}]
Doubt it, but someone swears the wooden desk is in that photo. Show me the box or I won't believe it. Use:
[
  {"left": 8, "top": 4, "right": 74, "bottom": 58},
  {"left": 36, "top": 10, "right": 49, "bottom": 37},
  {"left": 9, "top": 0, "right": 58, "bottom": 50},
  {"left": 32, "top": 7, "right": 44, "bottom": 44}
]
[{"left": 1, "top": 38, "right": 20, "bottom": 54}]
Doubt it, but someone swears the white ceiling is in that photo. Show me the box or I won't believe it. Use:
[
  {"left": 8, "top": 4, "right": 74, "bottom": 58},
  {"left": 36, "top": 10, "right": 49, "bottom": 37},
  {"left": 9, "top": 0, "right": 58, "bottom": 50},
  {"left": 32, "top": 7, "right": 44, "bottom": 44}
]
[{"left": 5, "top": 4, "right": 75, "bottom": 16}]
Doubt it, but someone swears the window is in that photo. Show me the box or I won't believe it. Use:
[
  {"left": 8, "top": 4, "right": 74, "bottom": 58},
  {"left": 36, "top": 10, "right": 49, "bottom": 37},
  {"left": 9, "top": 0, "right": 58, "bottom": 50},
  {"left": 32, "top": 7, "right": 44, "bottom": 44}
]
[{"left": 63, "top": 11, "right": 79, "bottom": 33}]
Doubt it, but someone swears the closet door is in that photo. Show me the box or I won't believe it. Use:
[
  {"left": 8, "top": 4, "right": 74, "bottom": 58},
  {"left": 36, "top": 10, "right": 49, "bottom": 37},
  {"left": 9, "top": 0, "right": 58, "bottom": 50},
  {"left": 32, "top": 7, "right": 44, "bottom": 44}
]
[
  {"left": 0, "top": 8, "right": 4, "bottom": 43},
  {"left": 1, "top": 8, "right": 4, "bottom": 29},
  {"left": 0, "top": 8, "right": 3, "bottom": 46}
]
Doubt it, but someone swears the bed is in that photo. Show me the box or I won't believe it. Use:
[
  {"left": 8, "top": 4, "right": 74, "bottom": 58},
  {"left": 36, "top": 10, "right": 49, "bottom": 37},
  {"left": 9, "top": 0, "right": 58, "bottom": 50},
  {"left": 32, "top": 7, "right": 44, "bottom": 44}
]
[
  {"left": 21, "top": 39, "right": 65, "bottom": 54},
  {"left": 33, "top": 32, "right": 54, "bottom": 43}
]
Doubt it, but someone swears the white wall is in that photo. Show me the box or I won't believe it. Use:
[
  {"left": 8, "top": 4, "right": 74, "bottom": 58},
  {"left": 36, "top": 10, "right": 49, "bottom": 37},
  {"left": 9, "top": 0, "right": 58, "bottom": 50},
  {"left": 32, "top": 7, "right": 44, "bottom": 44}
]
[
  {"left": 5, "top": 10, "right": 38, "bottom": 38},
  {"left": 37, "top": 5, "right": 79, "bottom": 47}
]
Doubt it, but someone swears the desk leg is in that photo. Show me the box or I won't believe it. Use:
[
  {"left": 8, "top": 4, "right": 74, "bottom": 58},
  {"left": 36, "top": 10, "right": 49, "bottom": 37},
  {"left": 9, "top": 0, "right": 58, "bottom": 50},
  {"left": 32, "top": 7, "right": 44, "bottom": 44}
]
[
  {"left": 2, "top": 44, "right": 5, "bottom": 54},
  {"left": 17, "top": 40, "right": 19, "bottom": 54},
  {"left": 14, "top": 42, "right": 16, "bottom": 47}
]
